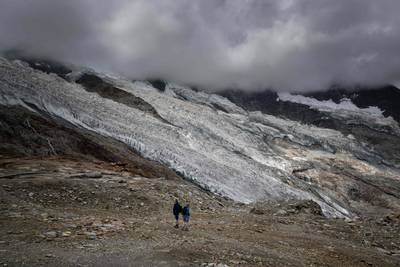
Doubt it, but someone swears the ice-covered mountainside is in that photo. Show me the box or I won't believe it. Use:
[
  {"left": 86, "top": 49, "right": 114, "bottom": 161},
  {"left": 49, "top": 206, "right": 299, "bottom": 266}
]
[
  {"left": 277, "top": 92, "right": 399, "bottom": 131},
  {"left": 1, "top": 57, "right": 400, "bottom": 218},
  {"left": 277, "top": 92, "right": 384, "bottom": 116}
]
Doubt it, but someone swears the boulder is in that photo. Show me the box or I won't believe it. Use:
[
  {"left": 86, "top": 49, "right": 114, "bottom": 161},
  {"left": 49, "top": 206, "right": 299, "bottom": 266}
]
[{"left": 291, "top": 200, "right": 323, "bottom": 216}]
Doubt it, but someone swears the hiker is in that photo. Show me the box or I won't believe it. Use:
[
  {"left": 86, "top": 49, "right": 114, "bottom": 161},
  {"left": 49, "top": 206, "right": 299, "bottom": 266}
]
[
  {"left": 173, "top": 199, "right": 182, "bottom": 228},
  {"left": 182, "top": 204, "right": 190, "bottom": 231}
]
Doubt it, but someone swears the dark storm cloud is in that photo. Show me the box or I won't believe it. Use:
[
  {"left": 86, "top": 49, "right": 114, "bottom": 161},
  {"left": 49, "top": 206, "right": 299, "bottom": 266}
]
[{"left": 1, "top": 0, "right": 400, "bottom": 91}]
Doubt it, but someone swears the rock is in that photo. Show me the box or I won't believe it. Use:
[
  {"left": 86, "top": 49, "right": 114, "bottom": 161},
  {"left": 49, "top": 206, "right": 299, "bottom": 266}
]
[
  {"left": 292, "top": 200, "right": 323, "bottom": 216},
  {"left": 44, "top": 231, "right": 57, "bottom": 238},
  {"left": 274, "top": 209, "right": 288, "bottom": 216},
  {"left": 71, "top": 172, "right": 102, "bottom": 179},
  {"left": 383, "top": 213, "right": 400, "bottom": 224},
  {"left": 390, "top": 250, "right": 400, "bottom": 256},
  {"left": 203, "top": 263, "right": 229, "bottom": 267},
  {"left": 61, "top": 231, "right": 72, "bottom": 237},
  {"left": 85, "top": 172, "right": 102, "bottom": 178},
  {"left": 376, "top": 247, "right": 391, "bottom": 255},
  {"left": 250, "top": 207, "right": 265, "bottom": 215},
  {"left": 83, "top": 244, "right": 97, "bottom": 248},
  {"left": 364, "top": 231, "right": 372, "bottom": 237},
  {"left": 84, "top": 231, "right": 97, "bottom": 240}
]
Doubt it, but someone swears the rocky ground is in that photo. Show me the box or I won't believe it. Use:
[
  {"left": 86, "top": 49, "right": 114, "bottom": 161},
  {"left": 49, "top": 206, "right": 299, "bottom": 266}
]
[{"left": 1, "top": 156, "right": 400, "bottom": 267}]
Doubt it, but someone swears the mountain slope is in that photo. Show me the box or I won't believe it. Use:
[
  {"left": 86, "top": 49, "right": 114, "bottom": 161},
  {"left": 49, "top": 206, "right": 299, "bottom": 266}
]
[
  {"left": 0, "top": 104, "right": 179, "bottom": 179},
  {"left": 1, "top": 57, "right": 400, "bottom": 218}
]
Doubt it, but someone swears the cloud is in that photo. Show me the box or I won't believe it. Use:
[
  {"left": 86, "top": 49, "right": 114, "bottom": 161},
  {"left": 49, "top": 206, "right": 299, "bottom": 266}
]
[{"left": 1, "top": 0, "right": 400, "bottom": 91}]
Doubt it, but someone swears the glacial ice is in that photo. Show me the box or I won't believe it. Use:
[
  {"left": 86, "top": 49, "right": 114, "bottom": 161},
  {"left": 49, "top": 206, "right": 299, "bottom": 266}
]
[
  {"left": 277, "top": 92, "right": 400, "bottom": 133},
  {"left": 1, "top": 57, "right": 399, "bottom": 218}
]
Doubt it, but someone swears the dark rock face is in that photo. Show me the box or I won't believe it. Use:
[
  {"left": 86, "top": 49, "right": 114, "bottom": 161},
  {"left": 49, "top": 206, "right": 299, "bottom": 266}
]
[
  {"left": 147, "top": 79, "right": 167, "bottom": 92},
  {"left": 219, "top": 89, "right": 330, "bottom": 124},
  {"left": 23, "top": 59, "right": 72, "bottom": 80},
  {"left": 76, "top": 74, "right": 154, "bottom": 112},
  {"left": 76, "top": 74, "right": 170, "bottom": 124},
  {"left": 219, "top": 86, "right": 400, "bottom": 123},
  {"left": 304, "top": 85, "right": 400, "bottom": 122}
]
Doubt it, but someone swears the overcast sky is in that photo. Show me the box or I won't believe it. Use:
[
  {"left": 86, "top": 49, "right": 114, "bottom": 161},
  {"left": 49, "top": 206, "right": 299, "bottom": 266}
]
[{"left": 1, "top": 0, "right": 400, "bottom": 91}]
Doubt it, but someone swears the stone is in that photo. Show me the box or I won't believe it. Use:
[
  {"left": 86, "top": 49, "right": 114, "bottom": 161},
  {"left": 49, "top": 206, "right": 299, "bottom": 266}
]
[
  {"left": 71, "top": 172, "right": 102, "bottom": 179},
  {"left": 274, "top": 209, "right": 288, "bottom": 216},
  {"left": 389, "top": 250, "right": 400, "bottom": 255},
  {"left": 44, "top": 231, "right": 57, "bottom": 238},
  {"left": 293, "top": 200, "right": 323, "bottom": 216},
  {"left": 376, "top": 247, "right": 391, "bottom": 255},
  {"left": 85, "top": 172, "right": 102, "bottom": 178},
  {"left": 250, "top": 207, "right": 264, "bottom": 215},
  {"left": 61, "top": 231, "right": 72, "bottom": 237},
  {"left": 84, "top": 232, "right": 97, "bottom": 240}
]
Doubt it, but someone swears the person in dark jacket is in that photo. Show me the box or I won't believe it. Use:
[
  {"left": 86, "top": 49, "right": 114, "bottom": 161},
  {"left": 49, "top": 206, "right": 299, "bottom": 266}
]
[
  {"left": 182, "top": 204, "right": 190, "bottom": 231},
  {"left": 172, "top": 200, "right": 182, "bottom": 228}
]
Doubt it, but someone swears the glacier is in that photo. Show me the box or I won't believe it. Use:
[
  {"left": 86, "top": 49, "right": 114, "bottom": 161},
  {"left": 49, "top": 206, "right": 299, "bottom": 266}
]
[
  {"left": 1, "top": 57, "right": 400, "bottom": 218},
  {"left": 277, "top": 92, "right": 400, "bottom": 133}
]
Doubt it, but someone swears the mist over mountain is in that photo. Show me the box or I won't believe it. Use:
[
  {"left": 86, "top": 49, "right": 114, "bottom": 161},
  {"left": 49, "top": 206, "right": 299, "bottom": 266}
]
[{"left": 1, "top": 0, "right": 400, "bottom": 91}]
